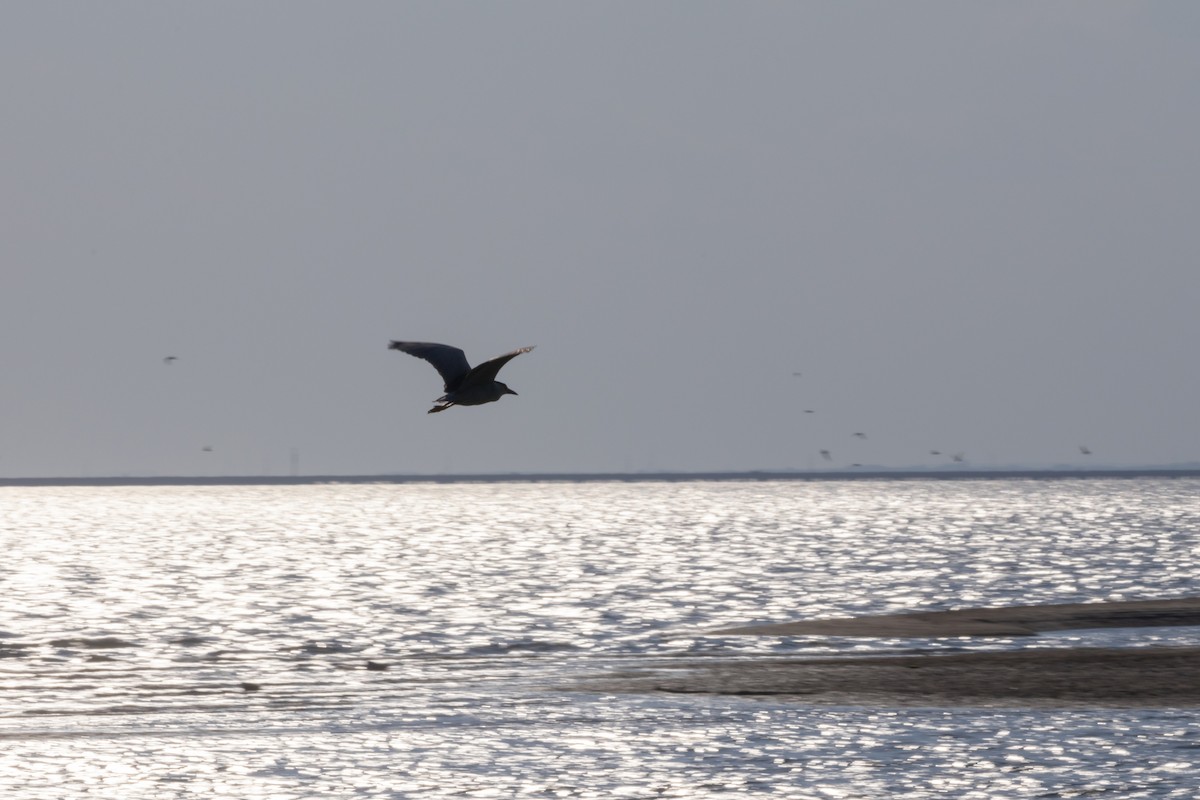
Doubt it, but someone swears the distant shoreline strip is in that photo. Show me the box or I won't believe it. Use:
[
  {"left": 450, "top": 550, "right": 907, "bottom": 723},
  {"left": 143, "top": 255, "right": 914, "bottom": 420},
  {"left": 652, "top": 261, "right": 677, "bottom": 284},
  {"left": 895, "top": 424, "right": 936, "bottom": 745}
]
[{"left": 3, "top": 468, "right": 1200, "bottom": 487}]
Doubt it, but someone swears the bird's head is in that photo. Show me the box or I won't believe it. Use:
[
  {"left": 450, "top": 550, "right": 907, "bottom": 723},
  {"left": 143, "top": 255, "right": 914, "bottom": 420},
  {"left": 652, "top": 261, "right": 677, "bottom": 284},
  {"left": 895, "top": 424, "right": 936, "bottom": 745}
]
[{"left": 498, "top": 382, "right": 517, "bottom": 396}]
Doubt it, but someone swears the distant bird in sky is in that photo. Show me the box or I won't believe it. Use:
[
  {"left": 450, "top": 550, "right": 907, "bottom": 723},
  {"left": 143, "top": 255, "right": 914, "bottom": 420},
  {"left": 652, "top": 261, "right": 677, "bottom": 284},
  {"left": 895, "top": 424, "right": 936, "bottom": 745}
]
[
  {"left": 388, "top": 340, "right": 534, "bottom": 414},
  {"left": 162, "top": 356, "right": 178, "bottom": 365},
  {"left": 852, "top": 432, "right": 867, "bottom": 439},
  {"left": 952, "top": 452, "right": 965, "bottom": 463},
  {"left": 819, "top": 449, "right": 832, "bottom": 461},
  {"left": 1079, "top": 445, "right": 1092, "bottom": 455},
  {"left": 803, "top": 409, "right": 815, "bottom": 414},
  {"left": 791, "top": 371, "right": 802, "bottom": 377},
  {"left": 929, "top": 450, "right": 942, "bottom": 456},
  {"left": 201, "top": 445, "right": 213, "bottom": 452}
]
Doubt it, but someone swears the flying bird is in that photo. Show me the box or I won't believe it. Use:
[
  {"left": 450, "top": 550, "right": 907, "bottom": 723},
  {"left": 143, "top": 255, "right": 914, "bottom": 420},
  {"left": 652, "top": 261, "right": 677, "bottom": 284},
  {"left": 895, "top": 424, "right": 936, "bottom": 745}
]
[
  {"left": 1079, "top": 445, "right": 1092, "bottom": 455},
  {"left": 163, "top": 356, "right": 178, "bottom": 365},
  {"left": 852, "top": 432, "right": 867, "bottom": 439},
  {"left": 819, "top": 449, "right": 833, "bottom": 461},
  {"left": 388, "top": 340, "right": 534, "bottom": 414}
]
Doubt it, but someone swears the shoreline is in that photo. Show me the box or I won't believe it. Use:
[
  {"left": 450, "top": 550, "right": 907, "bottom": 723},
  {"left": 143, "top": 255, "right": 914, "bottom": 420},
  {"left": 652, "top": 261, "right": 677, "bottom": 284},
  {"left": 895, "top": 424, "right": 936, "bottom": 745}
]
[{"left": 4, "top": 467, "right": 1200, "bottom": 487}]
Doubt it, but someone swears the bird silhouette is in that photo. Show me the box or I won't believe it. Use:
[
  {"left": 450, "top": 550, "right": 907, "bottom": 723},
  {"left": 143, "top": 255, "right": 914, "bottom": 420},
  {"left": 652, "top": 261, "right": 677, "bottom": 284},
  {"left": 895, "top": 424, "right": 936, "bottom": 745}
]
[
  {"left": 819, "top": 449, "right": 832, "bottom": 461},
  {"left": 389, "top": 341, "right": 534, "bottom": 414},
  {"left": 1079, "top": 445, "right": 1092, "bottom": 455},
  {"left": 162, "top": 356, "right": 178, "bottom": 365}
]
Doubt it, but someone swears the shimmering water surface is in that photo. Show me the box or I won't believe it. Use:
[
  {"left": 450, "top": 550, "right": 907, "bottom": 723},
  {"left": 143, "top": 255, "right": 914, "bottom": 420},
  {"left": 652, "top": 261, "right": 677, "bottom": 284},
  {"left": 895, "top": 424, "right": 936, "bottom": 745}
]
[{"left": 2, "top": 478, "right": 1199, "bottom": 798}]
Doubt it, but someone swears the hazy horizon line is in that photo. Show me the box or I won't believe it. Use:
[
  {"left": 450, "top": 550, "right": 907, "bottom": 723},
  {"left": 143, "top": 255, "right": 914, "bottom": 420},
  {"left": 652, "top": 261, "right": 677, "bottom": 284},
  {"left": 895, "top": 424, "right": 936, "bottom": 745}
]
[{"left": 5, "top": 464, "right": 1200, "bottom": 487}]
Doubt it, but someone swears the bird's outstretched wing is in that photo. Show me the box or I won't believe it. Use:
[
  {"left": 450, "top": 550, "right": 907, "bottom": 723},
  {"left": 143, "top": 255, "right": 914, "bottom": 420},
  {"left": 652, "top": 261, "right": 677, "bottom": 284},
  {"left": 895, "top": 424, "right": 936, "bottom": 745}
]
[
  {"left": 466, "top": 346, "right": 535, "bottom": 385},
  {"left": 388, "top": 341, "right": 472, "bottom": 389}
]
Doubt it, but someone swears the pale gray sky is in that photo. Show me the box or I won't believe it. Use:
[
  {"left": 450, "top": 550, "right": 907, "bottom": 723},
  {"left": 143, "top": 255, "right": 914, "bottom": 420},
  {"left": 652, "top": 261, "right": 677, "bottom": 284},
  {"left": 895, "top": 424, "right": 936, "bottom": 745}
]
[{"left": 3, "top": 2, "right": 1199, "bottom": 477}]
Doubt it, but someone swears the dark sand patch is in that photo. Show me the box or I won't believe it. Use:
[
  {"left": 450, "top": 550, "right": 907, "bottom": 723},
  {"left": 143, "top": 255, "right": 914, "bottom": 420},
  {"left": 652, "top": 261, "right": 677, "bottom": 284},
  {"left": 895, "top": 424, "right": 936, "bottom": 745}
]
[{"left": 587, "top": 646, "right": 1200, "bottom": 707}]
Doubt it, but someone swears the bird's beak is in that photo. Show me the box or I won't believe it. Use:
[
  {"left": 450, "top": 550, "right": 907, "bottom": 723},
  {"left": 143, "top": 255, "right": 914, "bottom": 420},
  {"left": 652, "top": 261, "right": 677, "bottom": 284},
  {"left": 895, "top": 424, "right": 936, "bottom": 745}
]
[{"left": 506, "top": 388, "right": 518, "bottom": 396}]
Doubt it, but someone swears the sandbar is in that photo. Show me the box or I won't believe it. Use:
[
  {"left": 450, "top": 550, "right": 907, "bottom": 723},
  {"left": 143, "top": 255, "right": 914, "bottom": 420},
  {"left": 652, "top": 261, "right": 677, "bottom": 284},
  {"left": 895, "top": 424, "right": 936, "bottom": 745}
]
[
  {"left": 710, "top": 596, "right": 1200, "bottom": 638},
  {"left": 583, "top": 597, "right": 1200, "bottom": 707}
]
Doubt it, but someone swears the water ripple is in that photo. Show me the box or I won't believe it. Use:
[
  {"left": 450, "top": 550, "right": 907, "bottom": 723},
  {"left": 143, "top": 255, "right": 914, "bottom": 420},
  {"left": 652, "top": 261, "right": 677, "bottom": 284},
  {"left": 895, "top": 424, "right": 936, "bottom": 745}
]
[{"left": 1, "top": 478, "right": 1198, "bottom": 797}]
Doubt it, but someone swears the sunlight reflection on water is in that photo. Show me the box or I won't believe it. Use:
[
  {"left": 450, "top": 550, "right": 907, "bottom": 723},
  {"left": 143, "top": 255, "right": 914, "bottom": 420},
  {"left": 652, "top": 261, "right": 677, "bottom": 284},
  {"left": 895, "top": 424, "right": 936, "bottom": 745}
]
[{"left": 2, "top": 478, "right": 1199, "bottom": 797}]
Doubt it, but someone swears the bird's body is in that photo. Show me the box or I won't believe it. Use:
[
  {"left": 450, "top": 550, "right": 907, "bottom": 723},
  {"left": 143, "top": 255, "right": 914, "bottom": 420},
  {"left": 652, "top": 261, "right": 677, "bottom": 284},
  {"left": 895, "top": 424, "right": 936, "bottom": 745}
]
[{"left": 388, "top": 340, "right": 533, "bottom": 413}]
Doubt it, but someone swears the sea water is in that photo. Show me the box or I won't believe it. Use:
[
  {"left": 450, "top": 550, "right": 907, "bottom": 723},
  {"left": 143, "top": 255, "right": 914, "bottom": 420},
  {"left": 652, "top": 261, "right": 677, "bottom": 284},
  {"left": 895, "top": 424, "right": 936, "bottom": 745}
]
[{"left": 2, "top": 478, "right": 1198, "bottom": 798}]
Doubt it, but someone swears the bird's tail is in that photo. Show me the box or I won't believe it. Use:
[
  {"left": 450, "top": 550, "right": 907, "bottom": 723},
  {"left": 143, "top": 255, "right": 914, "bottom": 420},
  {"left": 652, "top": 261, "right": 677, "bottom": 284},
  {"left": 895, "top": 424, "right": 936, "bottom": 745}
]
[{"left": 427, "top": 403, "right": 452, "bottom": 414}]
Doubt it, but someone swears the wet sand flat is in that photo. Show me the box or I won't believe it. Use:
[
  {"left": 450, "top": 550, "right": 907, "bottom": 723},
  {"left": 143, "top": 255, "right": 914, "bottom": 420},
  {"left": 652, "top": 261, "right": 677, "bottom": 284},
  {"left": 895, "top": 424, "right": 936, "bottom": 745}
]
[
  {"left": 586, "top": 598, "right": 1200, "bottom": 707},
  {"left": 598, "top": 646, "right": 1200, "bottom": 707}
]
